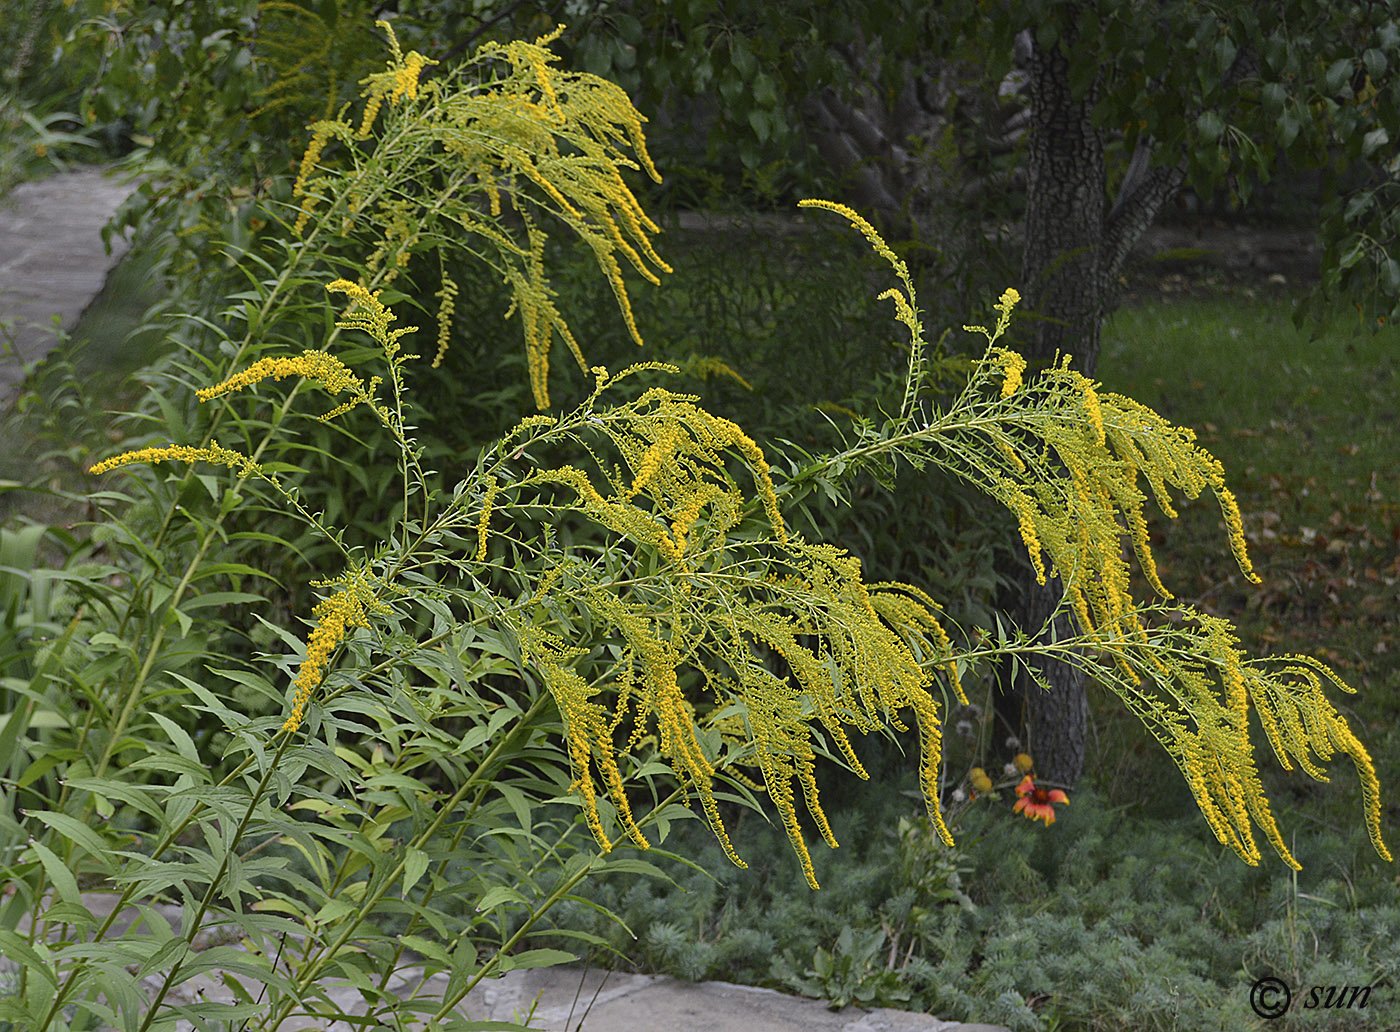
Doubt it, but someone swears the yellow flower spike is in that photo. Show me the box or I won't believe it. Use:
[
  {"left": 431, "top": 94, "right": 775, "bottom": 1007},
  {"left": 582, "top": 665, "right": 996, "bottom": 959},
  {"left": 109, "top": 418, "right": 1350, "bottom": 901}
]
[
  {"left": 291, "top": 121, "right": 337, "bottom": 234},
  {"left": 995, "top": 348, "right": 1027, "bottom": 398},
  {"left": 390, "top": 51, "right": 433, "bottom": 104},
  {"left": 475, "top": 478, "right": 498, "bottom": 562},
  {"left": 433, "top": 270, "right": 458, "bottom": 368},
  {"left": 797, "top": 199, "right": 908, "bottom": 280},
  {"left": 625, "top": 424, "right": 683, "bottom": 500},
  {"left": 196, "top": 351, "right": 366, "bottom": 406},
  {"left": 89, "top": 441, "right": 266, "bottom": 481},
  {"left": 876, "top": 286, "right": 918, "bottom": 332},
  {"left": 355, "top": 89, "right": 386, "bottom": 139},
  {"left": 326, "top": 278, "right": 418, "bottom": 358},
  {"left": 1081, "top": 379, "right": 1106, "bottom": 446},
  {"left": 523, "top": 26, "right": 565, "bottom": 122},
  {"left": 521, "top": 625, "right": 648, "bottom": 852},
  {"left": 292, "top": 122, "right": 335, "bottom": 199},
  {"left": 282, "top": 573, "right": 387, "bottom": 734},
  {"left": 1215, "top": 485, "right": 1261, "bottom": 584},
  {"left": 1125, "top": 505, "right": 1172, "bottom": 599},
  {"left": 999, "top": 478, "right": 1046, "bottom": 584}
]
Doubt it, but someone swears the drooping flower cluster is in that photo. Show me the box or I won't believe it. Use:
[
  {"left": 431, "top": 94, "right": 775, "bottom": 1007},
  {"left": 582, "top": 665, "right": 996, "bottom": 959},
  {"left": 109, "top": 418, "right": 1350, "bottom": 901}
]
[
  {"left": 799, "top": 200, "right": 1388, "bottom": 870},
  {"left": 492, "top": 370, "right": 966, "bottom": 888},
  {"left": 283, "top": 570, "right": 387, "bottom": 733},
  {"left": 196, "top": 350, "right": 377, "bottom": 422},
  {"left": 286, "top": 20, "right": 669, "bottom": 407}
]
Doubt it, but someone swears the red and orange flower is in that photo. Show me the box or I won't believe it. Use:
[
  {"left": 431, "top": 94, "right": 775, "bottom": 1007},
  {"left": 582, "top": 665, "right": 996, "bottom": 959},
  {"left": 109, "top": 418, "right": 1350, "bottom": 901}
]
[{"left": 1013, "top": 775, "right": 1069, "bottom": 826}]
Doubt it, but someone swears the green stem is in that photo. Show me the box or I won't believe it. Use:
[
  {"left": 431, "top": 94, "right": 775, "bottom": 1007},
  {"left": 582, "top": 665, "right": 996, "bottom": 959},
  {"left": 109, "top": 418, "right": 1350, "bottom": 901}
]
[{"left": 89, "top": 520, "right": 217, "bottom": 780}]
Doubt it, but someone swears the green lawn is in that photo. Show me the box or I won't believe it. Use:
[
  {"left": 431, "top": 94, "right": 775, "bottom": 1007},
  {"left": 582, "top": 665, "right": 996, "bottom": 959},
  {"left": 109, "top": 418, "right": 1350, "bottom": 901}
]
[
  {"left": 0, "top": 234, "right": 168, "bottom": 524},
  {"left": 1098, "top": 294, "right": 1398, "bottom": 707}
]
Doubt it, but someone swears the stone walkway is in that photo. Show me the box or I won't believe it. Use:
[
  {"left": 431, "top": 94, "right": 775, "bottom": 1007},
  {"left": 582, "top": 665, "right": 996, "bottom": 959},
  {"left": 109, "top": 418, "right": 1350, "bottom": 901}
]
[
  {"left": 21, "top": 892, "right": 1011, "bottom": 1032},
  {"left": 0, "top": 165, "right": 137, "bottom": 409}
]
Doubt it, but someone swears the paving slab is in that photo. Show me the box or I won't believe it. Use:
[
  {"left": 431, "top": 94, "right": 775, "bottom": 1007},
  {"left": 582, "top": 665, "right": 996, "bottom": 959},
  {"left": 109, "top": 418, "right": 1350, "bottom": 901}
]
[
  {"left": 447, "top": 964, "right": 1012, "bottom": 1032},
  {"left": 0, "top": 165, "right": 137, "bottom": 408},
  {"left": 146, "top": 962, "right": 1011, "bottom": 1032},
  {"left": 11, "top": 895, "right": 1009, "bottom": 1032}
]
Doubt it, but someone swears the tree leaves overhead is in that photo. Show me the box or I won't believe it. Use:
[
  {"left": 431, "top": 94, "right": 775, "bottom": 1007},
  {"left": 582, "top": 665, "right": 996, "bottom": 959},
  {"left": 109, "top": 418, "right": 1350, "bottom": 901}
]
[{"left": 516, "top": 0, "right": 1400, "bottom": 322}]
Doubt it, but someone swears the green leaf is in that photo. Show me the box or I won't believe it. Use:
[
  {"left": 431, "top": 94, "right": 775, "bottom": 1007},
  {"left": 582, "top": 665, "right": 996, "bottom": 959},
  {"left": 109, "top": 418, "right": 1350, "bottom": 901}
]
[
  {"left": 400, "top": 934, "right": 454, "bottom": 967},
  {"left": 25, "top": 810, "right": 115, "bottom": 871},
  {"left": 1261, "top": 82, "right": 1286, "bottom": 114},
  {"left": 1383, "top": 258, "right": 1400, "bottom": 293},
  {"left": 1195, "top": 110, "right": 1226, "bottom": 142},
  {"left": 0, "top": 703, "right": 33, "bottom": 777},
  {"left": 136, "top": 937, "right": 190, "bottom": 978},
  {"left": 29, "top": 839, "right": 82, "bottom": 906},
  {"left": 1325, "top": 57, "right": 1352, "bottom": 94},
  {"left": 1363, "top": 127, "right": 1389, "bottom": 158},
  {"left": 150, "top": 712, "right": 200, "bottom": 764},
  {"left": 614, "top": 12, "right": 643, "bottom": 45},
  {"left": 730, "top": 42, "right": 757, "bottom": 81},
  {"left": 180, "top": 591, "right": 266, "bottom": 611},
  {"left": 1338, "top": 238, "right": 1366, "bottom": 270},
  {"left": 752, "top": 71, "right": 778, "bottom": 107},
  {"left": 496, "top": 782, "right": 533, "bottom": 834},
  {"left": 747, "top": 107, "right": 772, "bottom": 143},
  {"left": 402, "top": 845, "right": 429, "bottom": 895},
  {"left": 41, "top": 900, "right": 97, "bottom": 930},
  {"left": 1214, "top": 35, "right": 1236, "bottom": 74},
  {"left": 476, "top": 885, "right": 526, "bottom": 912},
  {"left": 497, "top": 948, "right": 576, "bottom": 972},
  {"left": 1364, "top": 48, "right": 1388, "bottom": 82},
  {"left": 0, "top": 929, "right": 56, "bottom": 986}
]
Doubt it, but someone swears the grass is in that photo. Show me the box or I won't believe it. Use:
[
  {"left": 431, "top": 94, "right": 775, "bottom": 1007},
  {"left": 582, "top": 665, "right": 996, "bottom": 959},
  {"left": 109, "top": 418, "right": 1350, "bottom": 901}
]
[{"left": 1094, "top": 292, "right": 1400, "bottom": 817}]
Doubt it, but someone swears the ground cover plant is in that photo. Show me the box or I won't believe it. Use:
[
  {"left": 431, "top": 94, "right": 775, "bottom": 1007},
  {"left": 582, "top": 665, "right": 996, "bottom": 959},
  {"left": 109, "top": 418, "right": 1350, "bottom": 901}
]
[
  {"left": 536, "top": 284, "right": 1400, "bottom": 1032},
  {"left": 0, "top": 18, "right": 1393, "bottom": 1032}
]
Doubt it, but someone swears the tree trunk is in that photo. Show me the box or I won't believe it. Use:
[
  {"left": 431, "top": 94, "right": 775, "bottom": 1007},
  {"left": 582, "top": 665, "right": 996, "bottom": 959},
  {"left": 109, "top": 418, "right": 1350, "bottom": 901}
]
[
  {"left": 994, "top": 24, "right": 1188, "bottom": 787},
  {"left": 996, "top": 28, "right": 1104, "bottom": 788}
]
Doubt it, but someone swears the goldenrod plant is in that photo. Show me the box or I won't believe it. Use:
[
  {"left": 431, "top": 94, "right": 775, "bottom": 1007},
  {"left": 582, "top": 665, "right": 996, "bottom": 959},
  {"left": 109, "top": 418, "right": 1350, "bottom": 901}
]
[{"left": 1, "top": 22, "right": 1388, "bottom": 1032}]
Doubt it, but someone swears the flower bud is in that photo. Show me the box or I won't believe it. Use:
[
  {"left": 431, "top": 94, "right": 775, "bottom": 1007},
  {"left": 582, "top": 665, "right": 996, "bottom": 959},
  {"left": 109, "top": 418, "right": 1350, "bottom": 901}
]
[{"left": 969, "top": 767, "right": 993, "bottom": 794}]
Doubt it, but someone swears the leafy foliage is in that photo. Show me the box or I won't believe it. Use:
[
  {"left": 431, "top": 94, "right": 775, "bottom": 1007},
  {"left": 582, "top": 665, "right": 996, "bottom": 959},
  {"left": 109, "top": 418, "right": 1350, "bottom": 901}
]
[{"left": 546, "top": 781, "right": 1398, "bottom": 1032}]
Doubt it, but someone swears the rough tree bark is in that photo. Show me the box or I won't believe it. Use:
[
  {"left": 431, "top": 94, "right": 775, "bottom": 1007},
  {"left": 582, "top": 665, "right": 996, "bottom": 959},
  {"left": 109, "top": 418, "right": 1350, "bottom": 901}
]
[
  {"left": 995, "top": 27, "right": 1186, "bottom": 787},
  {"left": 991, "top": 30, "right": 1104, "bottom": 788}
]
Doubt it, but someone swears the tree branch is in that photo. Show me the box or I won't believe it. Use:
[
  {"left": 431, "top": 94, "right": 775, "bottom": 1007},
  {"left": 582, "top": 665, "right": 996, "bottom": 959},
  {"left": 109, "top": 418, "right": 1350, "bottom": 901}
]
[{"left": 1101, "top": 136, "right": 1186, "bottom": 303}]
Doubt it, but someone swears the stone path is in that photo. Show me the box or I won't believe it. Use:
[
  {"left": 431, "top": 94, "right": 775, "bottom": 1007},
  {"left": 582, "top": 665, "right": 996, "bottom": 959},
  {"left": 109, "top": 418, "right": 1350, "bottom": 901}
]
[
  {"left": 161, "top": 962, "right": 1012, "bottom": 1032},
  {"left": 0, "top": 165, "right": 137, "bottom": 409},
  {"left": 22, "top": 892, "right": 1010, "bottom": 1032}
]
